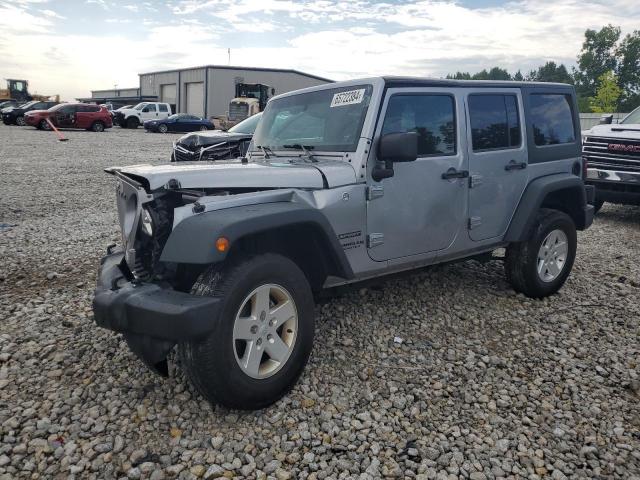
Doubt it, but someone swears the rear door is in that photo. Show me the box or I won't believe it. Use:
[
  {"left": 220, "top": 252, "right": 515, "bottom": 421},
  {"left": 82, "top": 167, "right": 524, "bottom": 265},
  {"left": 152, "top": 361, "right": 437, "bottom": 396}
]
[
  {"left": 466, "top": 90, "right": 528, "bottom": 241},
  {"left": 158, "top": 103, "right": 170, "bottom": 119},
  {"left": 140, "top": 103, "right": 157, "bottom": 122}
]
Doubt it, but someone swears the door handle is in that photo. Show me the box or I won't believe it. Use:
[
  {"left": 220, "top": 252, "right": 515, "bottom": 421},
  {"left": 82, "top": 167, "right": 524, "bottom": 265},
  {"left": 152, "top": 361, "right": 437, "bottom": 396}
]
[
  {"left": 441, "top": 168, "right": 469, "bottom": 180},
  {"left": 505, "top": 160, "right": 527, "bottom": 171}
]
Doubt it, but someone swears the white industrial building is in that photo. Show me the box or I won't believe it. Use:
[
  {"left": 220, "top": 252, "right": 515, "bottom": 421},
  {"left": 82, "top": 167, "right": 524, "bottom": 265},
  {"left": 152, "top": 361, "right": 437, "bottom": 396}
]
[{"left": 138, "top": 65, "right": 332, "bottom": 118}]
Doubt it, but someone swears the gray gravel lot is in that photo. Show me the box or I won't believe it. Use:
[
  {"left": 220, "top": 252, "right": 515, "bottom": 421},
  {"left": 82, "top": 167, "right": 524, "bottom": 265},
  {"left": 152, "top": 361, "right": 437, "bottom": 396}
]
[{"left": 0, "top": 123, "right": 639, "bottom": 480}]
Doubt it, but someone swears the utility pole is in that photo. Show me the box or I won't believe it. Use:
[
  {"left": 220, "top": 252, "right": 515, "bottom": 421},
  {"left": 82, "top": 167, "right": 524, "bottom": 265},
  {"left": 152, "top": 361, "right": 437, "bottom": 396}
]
[{"left": 228, "top": 48, "right": 231, "bottom": 66}]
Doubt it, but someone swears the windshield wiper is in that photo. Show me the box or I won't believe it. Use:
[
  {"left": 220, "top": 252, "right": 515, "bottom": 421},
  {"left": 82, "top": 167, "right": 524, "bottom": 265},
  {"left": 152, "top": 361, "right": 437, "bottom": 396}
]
[
  {"left": 282, "top": 144, "right": 317, "bottom": 162},
  {"left": 255, "top": 145, "right": 274, "bottom": 159}
]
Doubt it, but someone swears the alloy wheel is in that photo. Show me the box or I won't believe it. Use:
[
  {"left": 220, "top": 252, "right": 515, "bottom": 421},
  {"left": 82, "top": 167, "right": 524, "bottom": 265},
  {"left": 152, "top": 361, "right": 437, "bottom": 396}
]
[
  {"left": 536, "top": 229, "right": 568, "bottom": 282},
  {"left": 232, "top": 284, "right": 298, "bottom": 379}
]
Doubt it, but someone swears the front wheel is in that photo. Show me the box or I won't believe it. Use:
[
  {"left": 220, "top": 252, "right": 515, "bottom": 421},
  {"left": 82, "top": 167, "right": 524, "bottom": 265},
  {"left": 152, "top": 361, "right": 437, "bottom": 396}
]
[
  {"left": 505, "top": 209, "right": 577, "bottom": 299},
  {"left": 158, "top": 124, "right": 168, "bottom": 134},
  {"left": 179, "top": 253, "right": 315, "bottom": 410},
  {"left": 16, "top": 115, "right": 26, "bottom": 126},
  {"left": 199, "top": 125, "right": 208, "bottom": 131}
]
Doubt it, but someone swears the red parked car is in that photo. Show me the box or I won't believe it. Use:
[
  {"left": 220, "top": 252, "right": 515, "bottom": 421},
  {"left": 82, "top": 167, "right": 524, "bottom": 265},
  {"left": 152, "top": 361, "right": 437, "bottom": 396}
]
[{"left": 25, "top": 103, "right": 113, "bottom": 132}]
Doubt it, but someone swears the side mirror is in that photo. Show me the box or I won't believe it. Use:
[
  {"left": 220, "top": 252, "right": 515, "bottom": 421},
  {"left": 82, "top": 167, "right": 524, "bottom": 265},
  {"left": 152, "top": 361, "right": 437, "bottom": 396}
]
[
  {"left": 372, "top": 132, "right": 419, "bottom": 182},
  {"left": 599, "top": 114, "right": 613, "bottom": 125},
  {"left": 379, "top": 132, "right": 418, "bottom": 163}
]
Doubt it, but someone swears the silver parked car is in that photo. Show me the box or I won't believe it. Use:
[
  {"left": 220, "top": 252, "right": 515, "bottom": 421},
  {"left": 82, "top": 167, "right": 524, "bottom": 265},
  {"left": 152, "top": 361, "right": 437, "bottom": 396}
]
[{"left": 93, "top": 77, "right": 594, "bottom": 409}]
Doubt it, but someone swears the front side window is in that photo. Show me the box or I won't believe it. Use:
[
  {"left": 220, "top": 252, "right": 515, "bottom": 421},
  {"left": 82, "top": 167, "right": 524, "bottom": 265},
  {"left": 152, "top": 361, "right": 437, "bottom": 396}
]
[
  {"left": 530, "top": 94, "right": 576, "bottom": 145},
  {"left": 142, "top": 104, "right": 157, "bottom": 113},
  {"left": 381, "top": 94, "right": 456, "bottom": 156},
  {"left": 253, "top": 84, "right": 373, "bottom": 152},
  {"left": 469, "top": 94, "right": 521, "bottom": 151}
]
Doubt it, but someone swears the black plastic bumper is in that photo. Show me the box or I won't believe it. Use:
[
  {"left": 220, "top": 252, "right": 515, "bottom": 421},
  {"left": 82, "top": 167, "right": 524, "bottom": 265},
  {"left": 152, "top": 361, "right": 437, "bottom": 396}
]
[{"left": 93, "top": 250, "right": 220, "bottom": 340}]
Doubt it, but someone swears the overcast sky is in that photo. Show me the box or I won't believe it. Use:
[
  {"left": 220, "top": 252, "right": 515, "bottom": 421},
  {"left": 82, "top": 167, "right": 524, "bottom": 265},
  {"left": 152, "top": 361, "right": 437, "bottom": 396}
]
[{"left": 1, "top": 0, "right": 638, "bottom": 100}]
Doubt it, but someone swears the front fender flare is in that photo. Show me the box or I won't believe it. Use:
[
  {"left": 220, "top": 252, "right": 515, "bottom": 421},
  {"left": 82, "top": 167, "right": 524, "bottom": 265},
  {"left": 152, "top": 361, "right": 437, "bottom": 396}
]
[{"left": 160, "top": 202, "right": 354, "bottom": 279}]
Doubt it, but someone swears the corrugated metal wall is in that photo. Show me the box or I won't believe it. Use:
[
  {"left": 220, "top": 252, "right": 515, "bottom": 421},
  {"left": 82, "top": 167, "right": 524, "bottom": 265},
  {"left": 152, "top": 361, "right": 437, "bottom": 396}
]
[
  {"left": 91, "top": 88, "right": 139, "bottom": 98},
  {"left": 140, "top": 67, "right": 329, "bottom": 116},
  {"left": 207, "top": 68, "right": 328, "bottom": 118},
  {"left": 579, "top": 113, "right": 627, "bottom": 130}
]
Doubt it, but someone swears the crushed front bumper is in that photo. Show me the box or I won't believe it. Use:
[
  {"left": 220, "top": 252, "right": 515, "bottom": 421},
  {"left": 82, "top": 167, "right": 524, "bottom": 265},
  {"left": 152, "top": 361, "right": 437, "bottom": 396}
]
[{"left": 93, "top": 248, "right": 220, "bottom": 374}]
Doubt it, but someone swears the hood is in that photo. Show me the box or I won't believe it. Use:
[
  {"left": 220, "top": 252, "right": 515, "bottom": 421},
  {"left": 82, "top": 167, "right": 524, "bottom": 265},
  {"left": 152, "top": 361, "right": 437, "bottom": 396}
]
[
  {"left": 177, "top": 130, "right": 252, "bottom": 148},
  {"left": 585, "top": 123, "right": 640, "bottom": 140},
  {"left": 107, "top": 158, "right": 356, "bottom": 190}
]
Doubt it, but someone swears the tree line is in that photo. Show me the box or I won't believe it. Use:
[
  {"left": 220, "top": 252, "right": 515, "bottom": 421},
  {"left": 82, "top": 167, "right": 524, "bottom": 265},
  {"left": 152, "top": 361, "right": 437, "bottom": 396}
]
[{"left": 446, "top": 25, "right": 640, "bottom": 113}]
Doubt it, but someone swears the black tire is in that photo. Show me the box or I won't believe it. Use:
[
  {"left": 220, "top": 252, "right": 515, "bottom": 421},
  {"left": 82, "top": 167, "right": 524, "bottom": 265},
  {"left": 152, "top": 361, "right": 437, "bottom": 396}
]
[
  {"left": 39, "top": 119, "right": 51, "bottom": 130},
  {"left": 15, "top": 115, "right": 26, "bottom": 126},
  {"left": 170, "top": 152, "right": 176, "bottom": 162},
  {"left": 592, "top": 198, "right": 605, "bottom": 214},
  {"left": 126, "top": 117, "right": 139, "bottom": 129},
  {"left": 505, "top": 208, "right": 577, "bottom": 299},
  {"left": 199, "top": 125, "right": 208, "bottom": 131},
  {"left": 91, "top": 121, "right": 105, "bottom": 132},
  {"left": 158, "top": 124, "right": 168, "bottom": 134},
  {"left": 179, "top": 253, "right": 315, "bottom": 409}
]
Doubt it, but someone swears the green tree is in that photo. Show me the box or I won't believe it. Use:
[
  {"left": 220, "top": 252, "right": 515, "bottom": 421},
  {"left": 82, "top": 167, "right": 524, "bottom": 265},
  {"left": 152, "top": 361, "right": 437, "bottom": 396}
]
[
  {"left": 589, "top": 71, "right": 622, "bottom": 112},
  {"left": 513, "top": 70, "right": 524, "bottom": 81},
  {"left": 527, "top": 62, "right": 573, "bottom": 84},
  {"left": 446, "top": 72, "right": 472, "bottom": 80},
  {"left": 574, "top": 25, "right": 621, "bottom": 99},
  {"left": 616, "top": 30, "right": 640, "bottom": 112}
]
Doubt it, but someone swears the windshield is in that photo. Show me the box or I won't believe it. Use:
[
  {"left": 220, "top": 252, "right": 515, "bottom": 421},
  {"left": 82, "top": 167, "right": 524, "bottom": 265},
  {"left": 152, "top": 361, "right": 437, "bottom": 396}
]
[
  {"left": 18, "top": 101, "right": 37, "bottom": 109},
  {"left": 229, "top": 112, "right": 262, "bottom": 134},
  {"left": 134, "top": 103, "right": 146, "bottom": 110},
  {"left": 621, "top": 107, "right": 640, "bottom": 125},
  {"left": 252, "top": 85, "right": 373, "bottom": 152}
]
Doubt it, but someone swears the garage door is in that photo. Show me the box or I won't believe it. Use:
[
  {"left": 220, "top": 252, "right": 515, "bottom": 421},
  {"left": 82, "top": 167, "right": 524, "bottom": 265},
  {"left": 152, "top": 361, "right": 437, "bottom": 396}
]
[
  {"left": 185, "top": 82, "right": 204, "bottom": 117},
  {"left": 160, "top": 84, "right": 177, "bottom": 112}
]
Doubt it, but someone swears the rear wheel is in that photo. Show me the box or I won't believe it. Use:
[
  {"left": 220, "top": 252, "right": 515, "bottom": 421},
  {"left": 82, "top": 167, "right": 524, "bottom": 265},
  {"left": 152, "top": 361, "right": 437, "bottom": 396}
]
[
  {"left": 179, "top": 253, "right": 315, "bottom": 409},
  {"left": 199, "top": 125, "right": 208, "bottom": 131},
  {"left": 91, "top": 121, "right": 105, "bottom": 132},
  {"left": 505, "top": 209, "right": 577, "bottom": 298},
  {"left": 16, "top": 115, "right": 26, "bottom": 126},
  {"left": 158, "top": 124, "right": 168, "bottom": 134},
  {"left": 126, "top": 117, "right": 139, "bottom": 129}
]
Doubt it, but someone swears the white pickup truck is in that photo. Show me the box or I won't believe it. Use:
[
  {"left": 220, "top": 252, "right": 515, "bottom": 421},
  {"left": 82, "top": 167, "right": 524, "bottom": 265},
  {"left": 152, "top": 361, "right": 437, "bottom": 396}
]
[{"left": 113, "top": 102, "right": 172, "bottom": 129}]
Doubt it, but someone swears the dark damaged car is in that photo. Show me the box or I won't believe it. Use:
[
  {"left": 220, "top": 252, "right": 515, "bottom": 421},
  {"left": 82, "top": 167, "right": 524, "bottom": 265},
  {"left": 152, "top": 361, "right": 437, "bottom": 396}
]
[{"left": 171, "top": 112, "right": 261, "bottom": 162}]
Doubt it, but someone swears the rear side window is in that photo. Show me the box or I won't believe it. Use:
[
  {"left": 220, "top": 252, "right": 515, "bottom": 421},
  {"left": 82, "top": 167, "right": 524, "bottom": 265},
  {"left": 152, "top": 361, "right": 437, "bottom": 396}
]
[
  {"left": 382, "top": 94, "right": 456, "bottom": 156},
  {"left": 468, "top": 94, "right": 521, "bottom": 151},
  {"left": 529, "top": 94, "right": 576, "bottom": 145},
  {"left": 159, "top": 104, "right": 168, "bottom": 112}
]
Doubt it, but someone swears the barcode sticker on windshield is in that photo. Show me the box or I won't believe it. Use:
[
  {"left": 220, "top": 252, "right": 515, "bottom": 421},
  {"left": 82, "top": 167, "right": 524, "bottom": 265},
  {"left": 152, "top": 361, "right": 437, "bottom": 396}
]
[{"left": 330, "top": 89, "right": 366, "bottom": 108}]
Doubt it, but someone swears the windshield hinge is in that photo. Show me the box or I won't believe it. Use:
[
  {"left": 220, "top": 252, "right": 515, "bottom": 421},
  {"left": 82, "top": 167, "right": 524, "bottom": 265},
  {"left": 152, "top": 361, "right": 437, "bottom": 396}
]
[
  {"left": 366, "top": 185, "right": 384, "bottom": 201},
  {"left": 367, "top": 233, "right": 384, "bottom": 248}
]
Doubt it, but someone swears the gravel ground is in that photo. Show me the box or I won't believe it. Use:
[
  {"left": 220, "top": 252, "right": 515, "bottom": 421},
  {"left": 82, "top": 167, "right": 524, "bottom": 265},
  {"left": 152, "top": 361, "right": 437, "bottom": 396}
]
[{"left": 0, "top": 123, "right": 639, "bottom": 480}]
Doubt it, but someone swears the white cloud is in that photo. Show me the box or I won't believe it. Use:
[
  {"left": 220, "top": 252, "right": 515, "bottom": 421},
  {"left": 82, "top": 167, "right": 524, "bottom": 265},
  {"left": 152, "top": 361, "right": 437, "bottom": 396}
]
[{"left": 1, "top": 0, "right": 639, "bottom": 100}]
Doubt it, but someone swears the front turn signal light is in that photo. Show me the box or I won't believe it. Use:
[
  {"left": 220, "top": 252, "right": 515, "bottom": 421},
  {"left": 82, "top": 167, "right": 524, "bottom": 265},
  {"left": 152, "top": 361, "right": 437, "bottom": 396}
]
[{"left": 216, "top": 237, "right": 230, "bottom": 253}]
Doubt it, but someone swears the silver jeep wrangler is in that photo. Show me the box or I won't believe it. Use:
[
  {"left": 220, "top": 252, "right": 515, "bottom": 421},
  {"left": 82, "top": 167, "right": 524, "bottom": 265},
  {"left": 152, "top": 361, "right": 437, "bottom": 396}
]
[{"left": 94, "top": 77, "right": 594, "bottom": 409}]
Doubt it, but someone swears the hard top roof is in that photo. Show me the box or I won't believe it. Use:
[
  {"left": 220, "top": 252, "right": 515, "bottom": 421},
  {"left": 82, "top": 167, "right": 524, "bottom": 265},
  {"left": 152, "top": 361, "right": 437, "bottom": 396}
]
[{"left": 382, "top": 76, "right": 574, "bottom": 90}]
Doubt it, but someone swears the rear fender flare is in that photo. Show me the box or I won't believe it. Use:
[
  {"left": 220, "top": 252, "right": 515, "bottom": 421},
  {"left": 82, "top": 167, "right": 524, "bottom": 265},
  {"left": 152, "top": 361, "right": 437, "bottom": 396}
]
[{"left": 505, "top": 173, "right": 588, "bottom": 242}]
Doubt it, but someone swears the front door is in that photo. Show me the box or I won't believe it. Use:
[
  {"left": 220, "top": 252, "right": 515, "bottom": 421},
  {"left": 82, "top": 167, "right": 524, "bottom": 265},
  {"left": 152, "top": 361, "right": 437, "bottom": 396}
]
[
  {"left": 465, "top": 91, "right": 528, "bottom": 241},
  {"left": 55, "top": 105, "right": 77, "bottom": 128},
  {"left": 366, "top": 88, "right": 468, "bottom": 261}
]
